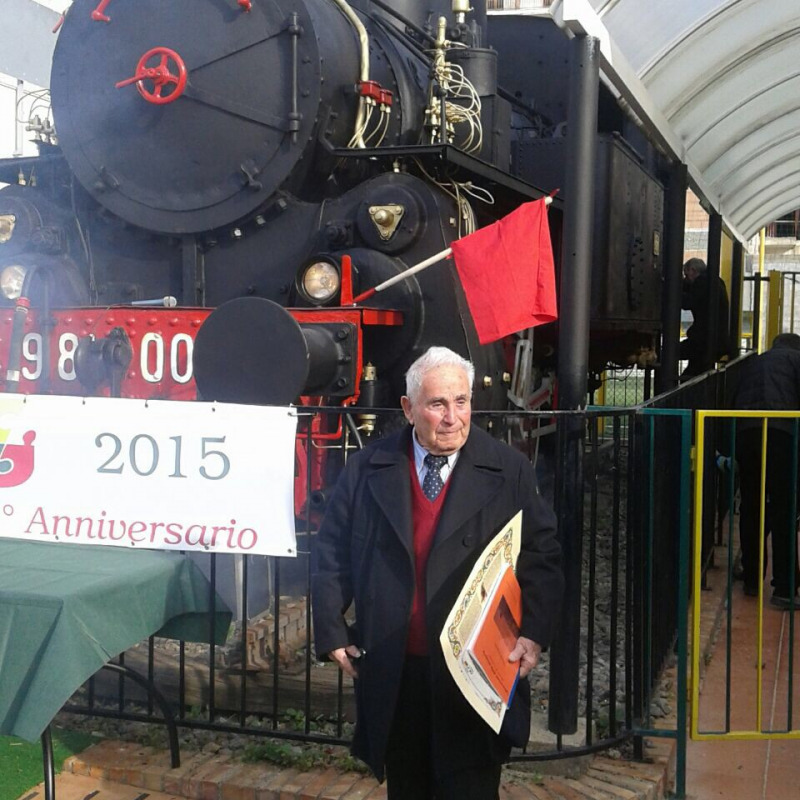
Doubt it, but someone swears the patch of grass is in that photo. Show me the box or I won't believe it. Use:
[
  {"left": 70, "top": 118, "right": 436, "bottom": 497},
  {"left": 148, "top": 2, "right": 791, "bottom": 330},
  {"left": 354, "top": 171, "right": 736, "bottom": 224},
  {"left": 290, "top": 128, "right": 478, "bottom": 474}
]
[
  {"left": 0, "top": 727, "right": 96, "bottom": 800},
  {"left": 595, "top": 705, "right": 626, "bottom": 740},
  {"left": 241, "top": 738, "right": 369, "bottom": 774}
]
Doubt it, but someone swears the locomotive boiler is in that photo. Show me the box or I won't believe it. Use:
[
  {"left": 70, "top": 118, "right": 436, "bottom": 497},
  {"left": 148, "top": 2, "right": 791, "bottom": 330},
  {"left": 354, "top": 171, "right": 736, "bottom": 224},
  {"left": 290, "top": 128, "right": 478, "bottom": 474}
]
[{"left": 0, "top": 0, "right": 666, "bottom": 434}]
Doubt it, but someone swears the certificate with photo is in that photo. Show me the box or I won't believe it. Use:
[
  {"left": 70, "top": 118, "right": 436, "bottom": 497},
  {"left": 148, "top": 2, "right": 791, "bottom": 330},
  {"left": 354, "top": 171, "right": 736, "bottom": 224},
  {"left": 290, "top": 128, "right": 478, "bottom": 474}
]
[{"left": 440, "top": 510, "right": 522, "bottom": 733}]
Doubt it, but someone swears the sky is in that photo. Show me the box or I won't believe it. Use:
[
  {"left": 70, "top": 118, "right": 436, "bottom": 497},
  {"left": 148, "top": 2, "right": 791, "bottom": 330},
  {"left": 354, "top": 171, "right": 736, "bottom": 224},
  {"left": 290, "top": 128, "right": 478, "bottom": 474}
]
[{"left": 0, "top": 0, "right": 71, "bottom": 159}]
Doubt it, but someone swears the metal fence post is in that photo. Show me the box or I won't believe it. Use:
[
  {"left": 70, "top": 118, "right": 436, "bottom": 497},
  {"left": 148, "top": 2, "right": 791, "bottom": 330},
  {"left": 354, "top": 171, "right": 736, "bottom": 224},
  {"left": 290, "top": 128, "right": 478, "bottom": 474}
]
[
  {"left": 549, "top": 32, "right": 599, "bottom": 736},
  {"left": 632, "top": 408, "right": 692, "bottom": 798},
  {"left": 729, "top": 241, "right": 744, "bottom": 358},
  {"left": 674, "top": 409, "right": 692, "bottom": 798},
  {"left": 705, "top": 213, "right": 723, "bottom": 370},
  {"left": 766, "top": 270, "right": 783, "bottom": 348},
  {"left": 656, "top": 162, "right": 687, "bottom": 394}
]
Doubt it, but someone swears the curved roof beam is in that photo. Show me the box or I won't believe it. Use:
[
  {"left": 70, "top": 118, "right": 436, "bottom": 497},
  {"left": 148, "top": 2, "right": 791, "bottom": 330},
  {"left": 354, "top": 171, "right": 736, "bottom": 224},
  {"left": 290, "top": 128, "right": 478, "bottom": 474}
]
[
  {"left": 668, "top": 33, "right": 800, "bottom": 137},
  {"left": 591, "top": 0, "right": 620, "bottom": 15},
  {"left": 724, "top": 160, "right": 800, "bottom": 218},
  {"left": 732, "top": 173, "right": 800, "bottom": 226},
  {"left": 703, "top": 110, "right": 800, "bottom": 188},
  {"left": 686, "top": 82, "right": 800, "bottom": 171},
  {"left": 595, "top": 0, "right": 739, "bottom": 74},
  {"left": 715, "top": 143, "right": 800, "bottom": 200},
  {"left": 641, "top": 0, "right": 798, "bottom": 88},
  {"left": 741, "top": 192, "right": 800, "bottom": 239}
]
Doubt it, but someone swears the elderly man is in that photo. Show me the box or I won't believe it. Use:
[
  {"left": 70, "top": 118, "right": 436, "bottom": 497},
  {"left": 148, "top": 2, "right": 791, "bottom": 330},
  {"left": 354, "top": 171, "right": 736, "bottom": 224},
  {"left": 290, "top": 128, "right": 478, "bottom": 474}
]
[
  {"left": 680, "top": 257, "right": 731, "bottom": 378},
  {"left": 312, "top": 346, "right": 563, "bottom": 800}
]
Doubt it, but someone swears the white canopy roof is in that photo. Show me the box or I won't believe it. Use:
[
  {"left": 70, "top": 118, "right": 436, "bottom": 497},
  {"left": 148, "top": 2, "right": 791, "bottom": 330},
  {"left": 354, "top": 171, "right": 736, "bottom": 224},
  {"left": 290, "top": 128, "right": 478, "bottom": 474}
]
[{"left": 540, "top": 0, "right": 800, "bottom": 241}]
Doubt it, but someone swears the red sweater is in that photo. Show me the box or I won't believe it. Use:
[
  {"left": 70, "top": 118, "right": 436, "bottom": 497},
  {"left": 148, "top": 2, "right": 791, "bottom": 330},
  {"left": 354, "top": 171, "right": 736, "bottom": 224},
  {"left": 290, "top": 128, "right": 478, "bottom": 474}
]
[{"left": 406, "top": 459, "right": 451, "bottom": 655}]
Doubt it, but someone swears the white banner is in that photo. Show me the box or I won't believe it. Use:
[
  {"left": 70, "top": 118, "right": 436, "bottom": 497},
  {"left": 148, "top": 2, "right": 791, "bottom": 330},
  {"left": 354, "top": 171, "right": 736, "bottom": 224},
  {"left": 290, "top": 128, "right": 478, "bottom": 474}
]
[{"left": 0, "top": 395, "right": 298, "bottom": 556}]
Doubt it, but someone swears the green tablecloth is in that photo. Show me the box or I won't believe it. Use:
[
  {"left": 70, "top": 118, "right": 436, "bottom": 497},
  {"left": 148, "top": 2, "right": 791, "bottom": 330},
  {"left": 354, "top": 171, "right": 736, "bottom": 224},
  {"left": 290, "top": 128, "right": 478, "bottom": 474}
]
[{"left": 0, "top": 540, "right": 232, "bottom": 742}]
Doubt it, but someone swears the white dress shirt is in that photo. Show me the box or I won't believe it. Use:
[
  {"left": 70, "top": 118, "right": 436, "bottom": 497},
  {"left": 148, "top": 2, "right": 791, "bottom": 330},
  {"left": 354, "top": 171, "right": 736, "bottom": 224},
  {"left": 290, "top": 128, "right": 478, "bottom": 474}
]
[{"left": 411, "top": 431, "right": 460, "bottom": 488}]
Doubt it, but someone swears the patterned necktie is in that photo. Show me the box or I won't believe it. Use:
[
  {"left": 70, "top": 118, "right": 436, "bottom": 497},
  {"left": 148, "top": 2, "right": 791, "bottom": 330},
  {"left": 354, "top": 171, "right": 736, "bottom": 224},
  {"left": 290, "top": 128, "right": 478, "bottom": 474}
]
[{"left": 422, "top": 454, "right": 448, "bottom": 501}]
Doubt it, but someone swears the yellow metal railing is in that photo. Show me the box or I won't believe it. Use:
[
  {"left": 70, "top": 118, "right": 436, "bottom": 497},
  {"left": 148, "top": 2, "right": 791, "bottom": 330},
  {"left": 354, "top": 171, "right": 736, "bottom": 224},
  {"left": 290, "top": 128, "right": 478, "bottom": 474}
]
[
  {"left": 692, "top": 410, "right": 800, "bottom": 740},
  {"left": 767, "top": 271, "right": 783, "bottom": 351}
]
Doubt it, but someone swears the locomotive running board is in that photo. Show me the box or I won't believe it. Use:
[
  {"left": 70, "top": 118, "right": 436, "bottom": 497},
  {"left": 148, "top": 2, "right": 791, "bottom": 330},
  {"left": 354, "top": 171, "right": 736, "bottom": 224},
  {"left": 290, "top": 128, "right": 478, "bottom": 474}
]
[{"left": 329, "top": 143, "right": 560, "bottom": 209}]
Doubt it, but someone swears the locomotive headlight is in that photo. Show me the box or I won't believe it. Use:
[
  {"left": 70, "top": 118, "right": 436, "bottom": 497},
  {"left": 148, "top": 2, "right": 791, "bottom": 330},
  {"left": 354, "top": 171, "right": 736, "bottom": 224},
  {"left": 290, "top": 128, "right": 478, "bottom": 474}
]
[
  {"left": 0, "top": 215, "right": 15, "bottom": 244},
  {"left": 0, "top": 264, "right": 27, "bottom": 300},
  {"left": 300, "top": 260, "right": 340, "bottom": 304}
]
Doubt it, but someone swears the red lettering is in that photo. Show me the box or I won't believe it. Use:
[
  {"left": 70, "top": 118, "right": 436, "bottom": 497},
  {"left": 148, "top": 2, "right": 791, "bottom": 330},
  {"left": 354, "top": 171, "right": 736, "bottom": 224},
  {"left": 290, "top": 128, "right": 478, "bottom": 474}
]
[
  {"left": 127, "top": 521, "right": 147, "bottom": 542},
  {"left": 75, "top": 517, "right": 94, "bottom": 538},
  {"left": 52, "top": 515, "right": 74, "bottom": 537},
  {"left": 237, "top": 528, "right": 257, "bottom": 550},
  {"left": 164, "top": 522, "right": 183, "bottom": 544},
  {"left": 209, "top": 525, "right": 232, "bottom": 547},
  {"left": 185, "top": 524, "right": 206, "bottom": 547},
  {"left": 20, "top": 510, "right": 260, "bottom": 554},
  {"left": 25, "top": 506, "right": 50, "bottom": 535},
  {"left": 107, "top": 519, "right": 125, "bottom": 541},
  {"left": 149, "top": 522, "right": 165, "bottom": 543}
]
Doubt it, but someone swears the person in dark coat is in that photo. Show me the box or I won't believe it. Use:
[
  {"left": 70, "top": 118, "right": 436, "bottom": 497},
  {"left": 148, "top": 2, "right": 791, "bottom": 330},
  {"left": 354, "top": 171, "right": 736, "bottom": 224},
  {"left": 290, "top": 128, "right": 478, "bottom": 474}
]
[
  {"left": 733, "top": 333, "right": 800, "bottom": 607},
  {"left": 312, "top": 346, "right": 563, "bottom": 800},
  {"left": 680, "top": 257, "right": 731, "bottom": 378}
]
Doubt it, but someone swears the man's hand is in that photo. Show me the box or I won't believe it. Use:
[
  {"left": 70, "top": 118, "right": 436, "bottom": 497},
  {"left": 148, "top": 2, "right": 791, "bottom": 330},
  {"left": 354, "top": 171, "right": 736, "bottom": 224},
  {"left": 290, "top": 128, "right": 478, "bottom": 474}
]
[
  {"left": 329, "top": 645, "right": 364, "bottom": 679},
  {"left": 508, "top": 636, "right": 542, "bottom": 678}
]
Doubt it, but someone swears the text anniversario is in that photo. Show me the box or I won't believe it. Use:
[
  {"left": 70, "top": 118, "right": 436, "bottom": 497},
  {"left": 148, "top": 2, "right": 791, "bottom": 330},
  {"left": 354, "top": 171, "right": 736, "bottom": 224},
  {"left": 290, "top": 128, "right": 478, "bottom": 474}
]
[{"left": 24, "top": 507, "right": 261, "bottom": 550}]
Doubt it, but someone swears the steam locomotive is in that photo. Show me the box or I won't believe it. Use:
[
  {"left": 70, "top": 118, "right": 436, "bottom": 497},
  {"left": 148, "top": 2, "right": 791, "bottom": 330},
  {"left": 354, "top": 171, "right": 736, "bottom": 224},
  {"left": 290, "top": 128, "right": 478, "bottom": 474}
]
[{"left": 0, "top": 0, "right": 665, "bottom": 424}]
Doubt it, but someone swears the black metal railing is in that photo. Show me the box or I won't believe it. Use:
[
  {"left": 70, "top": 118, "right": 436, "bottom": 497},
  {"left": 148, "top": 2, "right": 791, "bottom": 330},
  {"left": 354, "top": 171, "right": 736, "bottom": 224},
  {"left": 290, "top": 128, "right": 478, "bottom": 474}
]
[
  {"left": 778, "top": 271, "right": 800, "bottom": 336},
  {"left": 640, "top": 356, "right": 751, "bottom": 578},
  {"left": 742, "top": 274, "right": 766, "bottom": 352},
  {"left": 64, "top": 405, "right": 653, "bottom": 763},
  {"left": 60, "top": 371, "right": 767, "bottom": 800},
  {"left": 742, "top": 271, "right": 800, "bottom": 354},
  {"left": 64, "top": 379, "right": 757, "bottom": 798}
]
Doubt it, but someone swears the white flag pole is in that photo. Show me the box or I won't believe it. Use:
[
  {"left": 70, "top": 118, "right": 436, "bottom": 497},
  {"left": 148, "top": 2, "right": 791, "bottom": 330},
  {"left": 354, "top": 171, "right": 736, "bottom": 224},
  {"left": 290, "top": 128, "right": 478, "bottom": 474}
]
[
  {"left": 352, "top": 248, "right": 452, "bottom": 303},
  {"left": 350, "top": 196, "right": 553, "bottom": 305}
]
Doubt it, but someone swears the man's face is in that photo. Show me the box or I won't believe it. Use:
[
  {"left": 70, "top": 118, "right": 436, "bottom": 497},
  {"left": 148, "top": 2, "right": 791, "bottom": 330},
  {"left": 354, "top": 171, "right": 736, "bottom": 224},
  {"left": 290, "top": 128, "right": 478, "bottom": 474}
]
[{"left": 401, "top": 365, "right": 472, "bottom": 455}]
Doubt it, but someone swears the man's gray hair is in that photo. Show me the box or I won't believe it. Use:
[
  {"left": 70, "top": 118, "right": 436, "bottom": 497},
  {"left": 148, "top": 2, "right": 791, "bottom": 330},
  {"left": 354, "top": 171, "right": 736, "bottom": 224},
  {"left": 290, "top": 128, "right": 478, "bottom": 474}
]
[
  {"left": 405, "top": 347, "right": 475, "bottom": 403},
  {"left": 684, "top": 257, "right": 707, "bottom": 275}
]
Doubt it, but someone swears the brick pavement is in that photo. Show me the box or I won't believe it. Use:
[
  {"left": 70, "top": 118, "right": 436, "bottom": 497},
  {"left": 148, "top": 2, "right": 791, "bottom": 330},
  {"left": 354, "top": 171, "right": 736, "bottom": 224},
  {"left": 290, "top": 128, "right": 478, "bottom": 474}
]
[{"left": 19, "top": 736, "right": 674, "bottom": 800}]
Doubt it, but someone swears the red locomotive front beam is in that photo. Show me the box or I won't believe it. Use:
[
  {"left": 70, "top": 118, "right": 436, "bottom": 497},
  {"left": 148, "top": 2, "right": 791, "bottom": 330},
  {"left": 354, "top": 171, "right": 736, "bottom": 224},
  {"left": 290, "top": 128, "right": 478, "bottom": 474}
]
[{"left": 0, "top": 305, "right": 402, "bottom": 401}]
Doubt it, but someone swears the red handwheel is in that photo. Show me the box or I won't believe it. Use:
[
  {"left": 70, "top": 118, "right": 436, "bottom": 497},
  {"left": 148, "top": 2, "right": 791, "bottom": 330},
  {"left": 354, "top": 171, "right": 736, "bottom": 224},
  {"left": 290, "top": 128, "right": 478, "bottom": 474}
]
[{"left": 115, "top": 47, "right": 188, "bottom": 105}]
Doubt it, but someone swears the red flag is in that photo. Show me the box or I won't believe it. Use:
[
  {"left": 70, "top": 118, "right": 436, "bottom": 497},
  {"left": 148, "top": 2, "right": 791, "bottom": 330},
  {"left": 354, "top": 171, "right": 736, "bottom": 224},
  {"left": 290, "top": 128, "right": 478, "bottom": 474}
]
[{"left": 450, "top": 198, "right": 557, "bottom": 345}]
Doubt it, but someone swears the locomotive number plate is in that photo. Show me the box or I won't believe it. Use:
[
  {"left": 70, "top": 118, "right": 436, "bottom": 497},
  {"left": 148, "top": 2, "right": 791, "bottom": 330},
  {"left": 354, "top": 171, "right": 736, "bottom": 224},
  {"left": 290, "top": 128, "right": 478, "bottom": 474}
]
[{"left": 0, "top": 307, "right": 212, "bottom": 400}]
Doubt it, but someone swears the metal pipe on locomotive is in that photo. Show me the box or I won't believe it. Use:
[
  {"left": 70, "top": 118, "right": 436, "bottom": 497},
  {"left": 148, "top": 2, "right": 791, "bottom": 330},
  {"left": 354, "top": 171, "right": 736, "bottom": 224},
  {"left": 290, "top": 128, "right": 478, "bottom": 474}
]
[{"left": 0, "top": 0, "right": 666, "bottom": 517}]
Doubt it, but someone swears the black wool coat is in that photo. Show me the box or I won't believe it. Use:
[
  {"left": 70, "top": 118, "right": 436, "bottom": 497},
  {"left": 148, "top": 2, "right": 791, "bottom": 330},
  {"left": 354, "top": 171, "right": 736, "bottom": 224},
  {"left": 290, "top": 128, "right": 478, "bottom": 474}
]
[
  {"left": 733, "top": 345, "right": 800, "bottom": 434},
  {"left": 312, "top": 425, "right": 563, "bottom": 781},
  {"left": 680, "top": 273, "right": 731, "bottom": 374}
]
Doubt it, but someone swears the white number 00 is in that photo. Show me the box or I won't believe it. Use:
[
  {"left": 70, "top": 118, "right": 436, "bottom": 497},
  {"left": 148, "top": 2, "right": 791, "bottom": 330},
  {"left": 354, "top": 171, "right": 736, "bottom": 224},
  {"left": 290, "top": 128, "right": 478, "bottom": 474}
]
[{"left": 141, "top": 333, "right": 193, "bottom": 384}]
